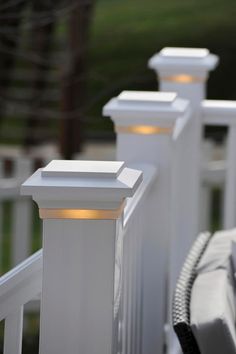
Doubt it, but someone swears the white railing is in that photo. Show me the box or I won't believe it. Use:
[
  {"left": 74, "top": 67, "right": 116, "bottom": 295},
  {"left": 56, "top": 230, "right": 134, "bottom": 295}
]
[
  {"left": 0, "top": 47, "right": 236, "bottom": 354},
  {"left": 115, "top": 163, "right": 158, "bottom": 354},
  {"left": 0, "top": 250, "right": 42, "bottom": 354},
  {"left": 202, "top": 100, "right": 236, "bottom": 229},
  {"left": 0, "top": 157, "right": 35, "bottom": 271},
  {"left": 0, "top": 139, "right": 226, "bottom": 274}
]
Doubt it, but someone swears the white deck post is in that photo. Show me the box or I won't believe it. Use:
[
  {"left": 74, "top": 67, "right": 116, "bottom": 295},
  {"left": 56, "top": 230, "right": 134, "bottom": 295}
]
[
  {"left": 103, "top": 91, "right": 190, "bottom": 354},
  {"left": 21, "top": 160, "right": 142, "bottom": 354},
  {"left": 148, "top": 47, "right": 219, "bottom": 234}
]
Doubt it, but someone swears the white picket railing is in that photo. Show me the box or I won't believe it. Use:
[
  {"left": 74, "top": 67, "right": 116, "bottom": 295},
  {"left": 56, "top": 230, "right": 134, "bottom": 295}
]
[
  {"left": 0, "top": 141, "right": 225, "bottom": 274},
  {"left": 0, "top": 47, "right": 235, "bottom": 354},
  {"left": 202, "top": 100, "right": 236, "bottom": 229},
  {"left": 0, "top": 250, "right": 42, "bottom": 354},
  {"left": 0, "top": 157, "right": 35, "bottom": 271},
  {"left": 115, "top": 163, "right": 158, "bottom": 354}
]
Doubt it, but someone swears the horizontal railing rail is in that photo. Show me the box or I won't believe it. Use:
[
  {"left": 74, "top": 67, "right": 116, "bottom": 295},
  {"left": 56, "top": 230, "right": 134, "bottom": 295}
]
[
  {"left": 0, "top": 249, "right": 42, "bottom": 321},
  {"left": 0, "top": 178, "right": 21, "bottom": 200},
  {"left": 0, "top": 250, "right": 42, "bottom": 354},
  {"left": 124, "top": 163, "right": 158, "bottom": 227},
  {"left": 202, "top": 100, "right": 236, "bottom": 125}
]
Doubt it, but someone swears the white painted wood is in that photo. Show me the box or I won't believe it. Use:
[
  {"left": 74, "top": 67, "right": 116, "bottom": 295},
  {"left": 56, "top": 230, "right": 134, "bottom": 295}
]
[
  {"left": 118, "top": 90, "right": 177, "bottom": 104},
  {"left": 116, "top": 163, "right": 158, "bottom": 354},
  {"left": 40, "top": 219, "right": 118, "bottom": 354},
  {"left": 148, "top": 47, "right": 218, "bottom": 78},
  {"left": 12, "top": 159, "right": 33, "bottom": 266},
  {"left": 12, "top": 197, "right": 32, "bottom": 266},
  {"left": 201, "top": 140, "right": 225, "bottom": 231},
  {"left": 104, "top": 92, "right": 190, "bottom": 354},
  {"left": 148, "top": 49, "right": 219, "bottom": 352},
  {"left": 149, "top": 47, "right": 219, "bottom": 234},
  {"left": 200, "top": 183, "right": 212, "bottom": 232},
  {"left": 21, "top": 160, "right": 142, "bottom": 354},
  {"left": 103, "top": 92, "right": 189, "bottom": 129},
  {"left": 160, "top": 47, "right": 209, "bottom": 59},
  {"left": 164, "top": 324, "right": 182, "bottom": 354},
  {"left": 124, "top": 163, "right": 158, "bottom": 226},
  {"left": 21, "top": 164, "right": 142, "bottom": 208},
  {"left": 202, "top": 99, "right": 236, "bottom": 125},
  {"left": 202, "top": 160, "right": 225, "bottom": 186},
  {"left": 166, "top": 108, "right": 199, "bottom": 351},
  {"left": 224, "top": 125, "right": 236, "bottom": 228},
  {"left": 200, "top": 141, "right": 215, "bottom": 232},
  {"left": 0, "top": 178, "right": 20, "bottom": 200},
  {"left": 202, "top": 99, "right": 236, "bottom": 229},
  {"left": 42, "top": 160, "right": 124, "bottom": 178},
  {"left": 0, "top": 250, "right": 42, "bottom": 321},
  {"left": 4, "top": 307, "right": 23, "bottom": 354}
]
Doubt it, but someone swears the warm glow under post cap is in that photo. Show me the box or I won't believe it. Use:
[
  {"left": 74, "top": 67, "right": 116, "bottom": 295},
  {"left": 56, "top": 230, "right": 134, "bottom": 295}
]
[
  {"left": 103, "top": 90, "right": 190, "bottom": 134},
  {"left": 148, "top": 47, "right": 219, "bottom": 81},
  {"left": 21, "top": 160, "right": 143, "bottom": 220}
]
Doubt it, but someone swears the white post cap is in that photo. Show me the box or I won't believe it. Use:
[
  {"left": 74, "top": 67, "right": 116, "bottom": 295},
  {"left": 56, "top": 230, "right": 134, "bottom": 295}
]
[
  {"left": 21, "top": 160, "right": 143, "bottom": 218},
  {"left": 148, "top": 47, "right": 219, "bottom": 81},
  {"left": 103, "top": 90, "right": 190, "bottom": 134}
]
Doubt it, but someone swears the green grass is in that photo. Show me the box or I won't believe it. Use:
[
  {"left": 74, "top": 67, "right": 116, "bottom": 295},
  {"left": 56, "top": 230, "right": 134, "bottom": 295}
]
[
  {"left": 85, "top": 0, "right": 236, "bottom": 133},
  {"left": 1, "top": 201, "right": 42, "bottom": 274}
]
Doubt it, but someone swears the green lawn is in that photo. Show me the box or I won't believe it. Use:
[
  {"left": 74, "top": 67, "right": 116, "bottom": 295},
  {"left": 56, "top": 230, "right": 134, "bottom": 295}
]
[{"left": 86, "top": 0, "right": 236, "bottom": 135}]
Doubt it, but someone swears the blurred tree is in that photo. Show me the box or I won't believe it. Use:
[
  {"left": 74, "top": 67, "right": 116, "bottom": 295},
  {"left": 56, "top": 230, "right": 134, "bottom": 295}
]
[
  {"left": 0, "top": 0, "right": 26, "bottom": 126},
  {"left": 0, "top": 0, "right": 95, "bottom": 159}
]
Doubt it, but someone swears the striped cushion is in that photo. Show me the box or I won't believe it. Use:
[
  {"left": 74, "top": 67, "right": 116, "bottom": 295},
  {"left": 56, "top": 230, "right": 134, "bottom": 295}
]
[
  {"left": 191, "top": 229, "right": 236, "bottom": 354},
  {"left": 191, "top": 269, "right": 236, "bottom": 354}
]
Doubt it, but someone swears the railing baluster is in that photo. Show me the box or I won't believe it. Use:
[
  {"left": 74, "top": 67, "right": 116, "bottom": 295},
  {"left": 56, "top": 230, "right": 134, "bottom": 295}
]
[
  {"left": 12, "top": 158, "right": 33, "bottom": 266},
  {"left": 202, "top": 100, "right": 236, "bottom": 229},
  {"left": 224, "top": 125, "right": 236, "bottom": 228},
  {"left": 4, "top": 306, "right": 23, "bottom": 354}
]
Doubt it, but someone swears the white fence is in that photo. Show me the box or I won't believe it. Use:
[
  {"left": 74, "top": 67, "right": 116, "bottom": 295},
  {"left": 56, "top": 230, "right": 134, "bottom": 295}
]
[
  {"left": 0, "top": 158, "right": 35, "bottom": 271},
  {"left": 0, "top": 47, "right": 235, "bottom": 354}
]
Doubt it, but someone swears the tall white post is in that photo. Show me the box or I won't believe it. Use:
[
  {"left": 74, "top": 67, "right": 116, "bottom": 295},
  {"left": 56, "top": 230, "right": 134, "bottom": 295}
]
[
  {"left": 148, "top": 48, "right": 219, "bottom": 353},
  {"left": 148, "top": 47, "right": 218, "bottom": 235},
  {"left": 103, "top": 91, "right": 190, "bottom": 354},
  {"left": 21, "top": 160, "right": 142, "bottom": 354}
]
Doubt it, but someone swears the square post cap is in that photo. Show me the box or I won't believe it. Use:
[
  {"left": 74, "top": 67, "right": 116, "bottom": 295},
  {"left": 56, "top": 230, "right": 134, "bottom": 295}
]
[
  {"left": 148, "top": 47, "right": 219, "bottom": 81},
  {"left": 103, "top": 90, "right": 190, "bottom": 135},
  {"left": 21, "top": 160, "right": 143, "bottom": 219}
]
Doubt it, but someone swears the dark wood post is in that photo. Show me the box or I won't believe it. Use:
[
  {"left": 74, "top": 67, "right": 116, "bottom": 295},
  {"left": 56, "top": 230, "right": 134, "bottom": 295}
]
[{"left": 61, "top": 0, "right": 95, "bottom": 159}]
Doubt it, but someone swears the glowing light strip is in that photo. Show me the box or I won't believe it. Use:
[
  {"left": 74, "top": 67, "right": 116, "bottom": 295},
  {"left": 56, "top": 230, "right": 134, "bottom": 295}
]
[
  {"left": 39, "top": 202, "right": 125, "bottom": 220},
  {"left": 116, "top": 125, "right": 172, "bottom": 135},
  {"left": 162, "top": 74, "right": 205, "bottom": 84}
]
